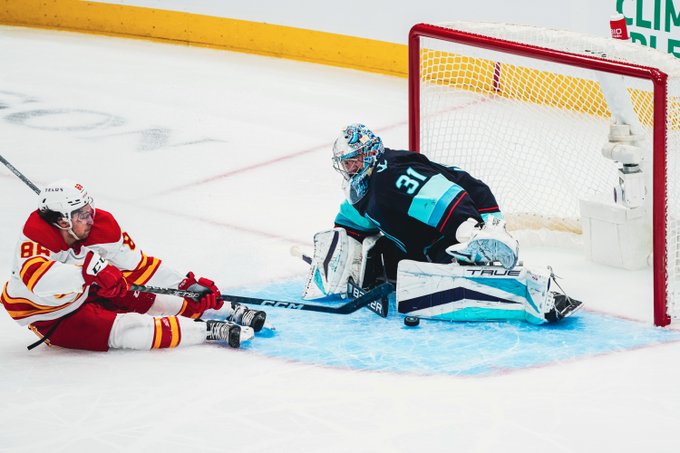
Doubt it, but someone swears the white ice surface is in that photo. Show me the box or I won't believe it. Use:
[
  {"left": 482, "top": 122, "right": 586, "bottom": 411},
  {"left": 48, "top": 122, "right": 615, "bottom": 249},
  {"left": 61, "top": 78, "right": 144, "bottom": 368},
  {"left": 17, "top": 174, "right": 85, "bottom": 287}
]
[{"left": 1, "top": 26, "right": 680, "bottom": 452}]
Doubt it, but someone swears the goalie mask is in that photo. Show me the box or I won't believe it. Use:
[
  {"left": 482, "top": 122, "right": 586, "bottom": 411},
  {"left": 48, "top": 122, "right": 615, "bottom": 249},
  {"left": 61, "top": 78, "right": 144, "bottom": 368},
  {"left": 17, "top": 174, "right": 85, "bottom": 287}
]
[
  {"left": 38, "top": 179, "right": 96, "bottom": 231},
  {"left": 332, "top": 123, "right": 384, "bottom": 204}
]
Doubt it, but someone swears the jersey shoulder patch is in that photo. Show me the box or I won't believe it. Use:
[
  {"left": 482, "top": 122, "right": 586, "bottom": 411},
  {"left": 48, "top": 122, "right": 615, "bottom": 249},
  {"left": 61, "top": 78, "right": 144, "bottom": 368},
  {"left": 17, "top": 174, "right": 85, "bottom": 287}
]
[
  {"left": 22, "top": 211, "right": 69, "bottom": 253},
  {"left": 83, "top": 209, "right": 122, "bottom": 245}
]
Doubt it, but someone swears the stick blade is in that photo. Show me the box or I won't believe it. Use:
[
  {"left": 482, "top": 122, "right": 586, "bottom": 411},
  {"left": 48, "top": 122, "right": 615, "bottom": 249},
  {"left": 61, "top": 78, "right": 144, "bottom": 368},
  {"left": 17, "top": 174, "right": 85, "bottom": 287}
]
[{"left": 347, "top": 278, "right": 389, "bottom": 318}]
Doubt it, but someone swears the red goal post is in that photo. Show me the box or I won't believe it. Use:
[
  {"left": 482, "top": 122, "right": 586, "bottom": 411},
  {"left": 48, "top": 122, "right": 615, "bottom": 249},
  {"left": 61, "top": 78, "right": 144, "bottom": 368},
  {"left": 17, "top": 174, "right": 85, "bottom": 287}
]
[{"left": 408, "top": 22, "right": 680, "bottom": 326}]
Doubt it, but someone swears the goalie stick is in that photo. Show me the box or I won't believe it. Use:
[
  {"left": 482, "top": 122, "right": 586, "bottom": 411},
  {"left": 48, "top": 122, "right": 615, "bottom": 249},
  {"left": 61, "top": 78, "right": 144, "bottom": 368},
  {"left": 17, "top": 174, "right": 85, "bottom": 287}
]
[
  {"left": 130, "top": 282, "right": 394, "bottom": 315},
  {"left": 290, "top": 245, "right": 390, "bottom": 317},
  {"left": 346, "top": 278, "right": 389, "bottom": 318}
]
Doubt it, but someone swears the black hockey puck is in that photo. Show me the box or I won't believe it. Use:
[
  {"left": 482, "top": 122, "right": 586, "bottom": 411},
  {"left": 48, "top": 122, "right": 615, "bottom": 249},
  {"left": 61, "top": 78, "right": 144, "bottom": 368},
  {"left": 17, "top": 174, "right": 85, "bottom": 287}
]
[{"left": 404, "top": 316, "right": 420, "bottom": 327}]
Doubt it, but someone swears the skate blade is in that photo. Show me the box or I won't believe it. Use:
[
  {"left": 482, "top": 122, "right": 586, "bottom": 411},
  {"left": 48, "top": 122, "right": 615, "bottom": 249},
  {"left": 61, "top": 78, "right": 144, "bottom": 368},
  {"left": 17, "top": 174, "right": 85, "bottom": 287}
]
[
  {"left": 561, "top": 299, "right": 584, "bottom": 319},
  {"left": 549, "top": 294, "right": 584, "bottom": 322},
  {"left": 240, "top": 326, "right": 255, "bottom": 342}
]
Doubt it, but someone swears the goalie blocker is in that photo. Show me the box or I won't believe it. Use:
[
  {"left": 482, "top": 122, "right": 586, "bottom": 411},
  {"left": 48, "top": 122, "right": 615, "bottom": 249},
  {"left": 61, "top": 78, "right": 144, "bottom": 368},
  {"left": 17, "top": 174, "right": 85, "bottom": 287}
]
[{"left": 396, "top": 260, "right": 582, "bottom": 324}]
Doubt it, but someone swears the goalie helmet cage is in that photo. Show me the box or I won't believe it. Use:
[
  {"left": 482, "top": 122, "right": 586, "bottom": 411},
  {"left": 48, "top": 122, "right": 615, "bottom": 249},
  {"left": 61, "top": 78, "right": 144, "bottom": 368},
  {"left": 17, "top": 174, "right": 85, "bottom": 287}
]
[{"left": 408, "top": 22, "right": 680, "bottom": 327}]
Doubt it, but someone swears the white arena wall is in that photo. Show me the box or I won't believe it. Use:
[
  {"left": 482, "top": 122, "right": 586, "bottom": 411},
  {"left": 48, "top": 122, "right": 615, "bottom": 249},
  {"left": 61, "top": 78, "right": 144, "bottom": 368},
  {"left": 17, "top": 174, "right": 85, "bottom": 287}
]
[{"left": 1, "top": 0, "right": 678, "bottom": 76}]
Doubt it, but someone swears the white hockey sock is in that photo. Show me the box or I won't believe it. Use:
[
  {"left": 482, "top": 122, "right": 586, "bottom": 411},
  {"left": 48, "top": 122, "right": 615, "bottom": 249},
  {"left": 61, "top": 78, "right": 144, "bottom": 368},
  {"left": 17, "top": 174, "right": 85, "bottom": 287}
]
[
  {"left": 201, "top": 303, "right": 236, "bottom": 321},
  {"left": 108, "top": 313, "right": 207, "bottom": 350},
  {"left": 145, "top": 293, "right": 183, "bottom": 316}
]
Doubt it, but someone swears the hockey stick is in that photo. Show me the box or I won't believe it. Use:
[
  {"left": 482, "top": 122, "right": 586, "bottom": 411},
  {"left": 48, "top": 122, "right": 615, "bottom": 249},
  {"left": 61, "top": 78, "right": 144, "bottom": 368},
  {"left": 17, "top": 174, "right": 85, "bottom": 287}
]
[
  {"left": 129, "top": 282, "right": 394, "bottom": 315},
  {"left": 290, "top": 245, "right": 390, "bottom": 317},
  {"left": 0, "top": 154, "right": 41, "bottom": 194},
  {"left": 290, "top": 245, "right": 312, "bottom": 264},
  {"left": 346, "top": 278, "right": 389, "bottom": 318}
]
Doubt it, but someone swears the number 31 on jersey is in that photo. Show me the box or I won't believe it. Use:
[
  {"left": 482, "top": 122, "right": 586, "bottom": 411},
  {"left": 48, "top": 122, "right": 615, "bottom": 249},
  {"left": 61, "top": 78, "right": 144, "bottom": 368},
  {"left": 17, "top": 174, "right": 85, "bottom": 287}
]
[{"left": 395, "top": 167, "right": 427, "bottom": 195}]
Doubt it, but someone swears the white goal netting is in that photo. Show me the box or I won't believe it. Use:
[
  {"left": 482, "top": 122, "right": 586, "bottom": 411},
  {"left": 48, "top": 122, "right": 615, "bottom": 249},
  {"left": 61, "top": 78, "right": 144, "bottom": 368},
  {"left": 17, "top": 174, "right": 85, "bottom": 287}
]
[{"left": 411, "top": 21, "right": 680, "bottom": 325}]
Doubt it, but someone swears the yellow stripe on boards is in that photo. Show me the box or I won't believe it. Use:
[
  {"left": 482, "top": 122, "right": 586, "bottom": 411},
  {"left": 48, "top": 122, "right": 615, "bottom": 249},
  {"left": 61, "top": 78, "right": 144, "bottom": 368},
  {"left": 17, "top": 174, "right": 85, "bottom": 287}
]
[
  {"left": 4, "top": 2, "right": 676, "bottom": 126},
  {"left": 420, "top": 49, "right": 680, "bottom": 129},
  {"left": 0, "top": 0, "right": 408, "bottom": 76}
]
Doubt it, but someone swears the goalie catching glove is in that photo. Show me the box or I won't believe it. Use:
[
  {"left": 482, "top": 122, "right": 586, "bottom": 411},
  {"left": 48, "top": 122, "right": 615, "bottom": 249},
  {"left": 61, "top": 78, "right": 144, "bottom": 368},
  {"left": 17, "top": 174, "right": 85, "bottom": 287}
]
[
  {"left": 177, "top": 272, "right": 224, "bottom": 319},
  {"left": 447, "top": 217, "right": 519, "bottom": 270},
  {"left": 302, "top": 228, "right": 380, "bottom": 299}
]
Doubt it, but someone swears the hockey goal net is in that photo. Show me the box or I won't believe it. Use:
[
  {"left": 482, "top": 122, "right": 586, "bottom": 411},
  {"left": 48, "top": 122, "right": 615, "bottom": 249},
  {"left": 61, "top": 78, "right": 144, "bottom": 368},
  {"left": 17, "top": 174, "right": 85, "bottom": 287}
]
[{"left": 408, "top": 22, "right": 680, "bottom": 326}]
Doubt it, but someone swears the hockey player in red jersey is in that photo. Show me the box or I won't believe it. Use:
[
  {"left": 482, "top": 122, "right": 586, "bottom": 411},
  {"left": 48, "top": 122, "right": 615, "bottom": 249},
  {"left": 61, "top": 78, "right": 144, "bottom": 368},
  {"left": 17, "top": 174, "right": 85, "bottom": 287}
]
[{"left": 1, "top": 180, "right": 266, "bottom": 350}]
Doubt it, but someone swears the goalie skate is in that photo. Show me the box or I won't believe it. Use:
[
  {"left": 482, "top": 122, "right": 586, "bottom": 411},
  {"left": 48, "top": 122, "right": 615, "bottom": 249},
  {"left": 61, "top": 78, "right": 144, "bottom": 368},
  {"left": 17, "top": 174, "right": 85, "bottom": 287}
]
[
  {"left": 446, "top": 218, "right": 519, "bottom": 269},
  {"left": 544, "top": 293, "right": 584, "bottom": 323}
]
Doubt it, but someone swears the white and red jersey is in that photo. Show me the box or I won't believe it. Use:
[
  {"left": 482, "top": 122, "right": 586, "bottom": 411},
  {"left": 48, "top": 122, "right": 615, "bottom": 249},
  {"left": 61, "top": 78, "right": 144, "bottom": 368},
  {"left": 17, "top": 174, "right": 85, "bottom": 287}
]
[{"left": 1, "top": 209, "right": 184, "bottom": 326}]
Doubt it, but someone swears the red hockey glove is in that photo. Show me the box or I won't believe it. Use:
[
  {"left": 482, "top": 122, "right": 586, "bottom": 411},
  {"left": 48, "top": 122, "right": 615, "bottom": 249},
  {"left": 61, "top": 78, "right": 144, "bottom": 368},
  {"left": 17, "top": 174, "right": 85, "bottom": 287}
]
[
  {"left": 82, "top": 251, "right": 129, "bottom": 298},
  {"left": 177, "top": 272, "right": 224, "bottom": 319}
]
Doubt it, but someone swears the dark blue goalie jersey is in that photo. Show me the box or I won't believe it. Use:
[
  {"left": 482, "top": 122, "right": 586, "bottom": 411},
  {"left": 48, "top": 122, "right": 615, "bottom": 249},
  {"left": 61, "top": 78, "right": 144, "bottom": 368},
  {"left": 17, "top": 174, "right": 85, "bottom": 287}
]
[{"left": 335, "top": 148, "right": 502, "bottom": 261}]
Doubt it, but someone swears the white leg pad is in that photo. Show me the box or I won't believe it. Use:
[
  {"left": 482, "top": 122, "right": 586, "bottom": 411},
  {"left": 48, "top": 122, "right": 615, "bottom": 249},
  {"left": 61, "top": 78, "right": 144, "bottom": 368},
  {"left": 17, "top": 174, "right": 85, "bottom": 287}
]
[
  {"left": 396, "top": 260, "right": 554, "bottom": 324},
  {"left": 302, "top": 228, "right": 362, "bottom": 299}
]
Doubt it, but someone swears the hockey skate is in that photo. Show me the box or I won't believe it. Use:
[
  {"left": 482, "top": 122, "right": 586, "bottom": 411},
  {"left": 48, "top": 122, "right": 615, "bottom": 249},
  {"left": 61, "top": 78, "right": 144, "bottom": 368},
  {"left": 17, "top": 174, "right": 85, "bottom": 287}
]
[
  {"left": 205, "top": 320, "right": 254, "bottom": 348},
  {"left": 228, "top": 302, "right": 267, "bottom": 333},
  {"left": 544, "top": 292, "right": 584, "bottom": 323},
  {"left": 446, "top": 217, "right": 519, "bottom": 269}
]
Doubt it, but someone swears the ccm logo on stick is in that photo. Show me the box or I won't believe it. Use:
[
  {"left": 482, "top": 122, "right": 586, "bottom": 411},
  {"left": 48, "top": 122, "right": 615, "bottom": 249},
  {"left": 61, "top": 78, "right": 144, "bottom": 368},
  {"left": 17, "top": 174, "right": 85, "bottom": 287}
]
[{"left": 261, "top": 301, "right": 304, "bottom": 310}]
